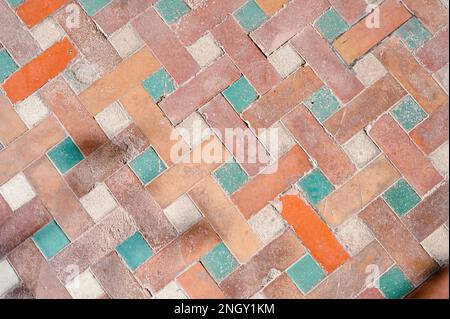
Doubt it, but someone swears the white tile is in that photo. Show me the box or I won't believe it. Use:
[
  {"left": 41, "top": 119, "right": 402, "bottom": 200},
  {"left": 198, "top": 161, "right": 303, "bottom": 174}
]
[
  {"left": 63, "top": 59, "right": 100, "bottom": 94},
  {"left": 259, "top": 122, "right": 296, "bottom": 160},
  {"left": 336, "top": 216, "right": 374, "bottom": 256},
  {"left": 80, "top": 184, "right": 117, "bottom": 222},
  {"left": 177, "top": 112, "right": 212, "bottom": 148},
  {"left": 422, "top": 225, "right": 449, "bottom": 266},
  {"left": 0, "top": 173, "right": 36, "bottom": 211},
  {"left": 95, "top": 102, "right": 131, "bottom": 139},
  {"left": 344, "top": 131, "right": 380, "bottom": 169},
  {"left": 15, "top": 95, "right": 50, "bottom": 128},
  {"left": 0, "top": 260, "right": 20, "bottom": 297},
  {"left": 187, "top": 33, "right": 222, "bottom": 68},
  {"left": 430, "top": 141, "right": 449, "bottom": 177},
  {"left": 154, "top": 281, "right": 188, "bottom": 299},
  {"left": 249, "top": 205, "right": 285, "bottom": 244},
  {"left": 109, "top": 24, "right": 144, "bottom": 59},
  {"left": 434, "top": 64, "right": 449, "bottom": 93},
  {"left": 353, "top": 53, "right": 387, "bottom": 87},
  {"left": 164, "top": 195, "right": 202, "bottom": 233},
  {"left": 66, "top": 269, "right": 105, "bottom": 299},
  {"left": 268, "top": 44, "right": 304, "bottom": 78},
  {"left": 31, "top": 18, "right": 65, "bottom": 50}
]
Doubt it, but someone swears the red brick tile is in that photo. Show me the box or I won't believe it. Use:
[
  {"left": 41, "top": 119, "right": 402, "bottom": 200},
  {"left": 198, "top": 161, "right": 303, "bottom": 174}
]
[
  {"left": 360, "top": 198, "right": 438, "bottom": 285},
  {"left": 189, "top": 176, "right": 263, "bottom": 263},
  {"left": 54, "top": 2, "right": 121, "bottom": 76},
  {"left": 292, "top": 26, "right": 364, "bottom": 103},
  {"left": 92, "top": 252, "right": 149, "bottom": 299},
  {"left": 135, "top": 219, "right": 221, "bottom": 293},
  {"left": 8, "top": 239, "right": 71, "bottom": 299},
  {"left": 2, "top": 38, "right": 77, "bottom": 103},
  {"left": 0, "top": 92, "right": 27, "bottom": 145},
  {"left": 176, "top": 263, "right": 226, "bottom": 299},
  {"left": 402, "top": 183, "right": 449, "bottom": 242},
  {"left": 16, "top": 0, "right": 68, "bottom": 28},
  {"left": 106, "top": 166, "right": 177, "bottom": 251},
  {"left": 78, "top": 47, "right": 160, "bottom": 116},
  {"left": 369, "top": 114, "right": 442, "bottom": 196},
  {"left": 159, "top": 55, "right": 240, "bottom": 125},
  {"left": 410, "top": 104, "right": 449, "bottom": 155},
  {"left": 402, "top": 0, "right": 448, "bottom": 33},
  {"left": 24, "top": 156, "right": 93, "bottom": 240},
  {"left": 328, "top": 0, "right": 367, "bottom": 24},
  {"left": 324, "top": 74, "right": 407, "bottom": 144},
  {"left": 262, "top": 273, "right": 303, "bottom": 299},
  {"left": 65, "top": 123, "right": 149, "bottom": 198},
  {"left": 220, "top": 229, "right": 306, "bottom": 299},
  {"left": 334, "top": 0, "right": 411, "bottom": 64},
  {"left": 416, "top": 25, "right": 449, "bottom": 73},
  {"left": 242, "top": 66, "right": 323, "bottom": 131},
  {"left": 0, "top": 116, "right": 65, "bottom": 185},
  {"left": 201, "top": 95, "right": 269, "bottom": 176},
  {"left": 173, "top": 0, "right": 247, "bottom": 46},
  {"left": 358, "top": 288, "right": 385, "bottom": 299},
  {"left": 283, "top": 106, "right": 355, "bottom": 185},
  {"left": 40, "top": 77, "right": 108, "bottom": 156},
  {"left": 374, "top": 36, "right": 448, "bottom": 114},
  {"left": 231, "top": 145, "right": 312, "bottom": 220},
  {"left": 0, "top": 194, "right": 12, "bottom": 227},
  {"left": 132, "top": 8, "right": 199, "bottom": 84},
  {"left": 0, "top": 197, "right": 52, "bottom": 259},
  {"left": 307, "top": 241, "right": 393, "bottom": 299},
  {"left": 256, "top": 0, "right": 289, "bottom": 16},
  {"left": 251, "top": 0, "right": 329, "bottom": 55},
  {"left": 280, "top": 195, "right": 349, "bottom": 273},
  {"left": 212, "top": 17, "right": 281, "bottom": 95}
]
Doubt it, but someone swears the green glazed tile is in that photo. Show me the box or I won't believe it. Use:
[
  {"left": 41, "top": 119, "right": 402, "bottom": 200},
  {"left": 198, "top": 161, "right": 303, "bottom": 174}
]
[
  {"left": 392, "top": 96, "right": 427, "bottom": 131},
  {"left": 298, "top": 169, "right": 334, "bottom": 206},
  {"left": 142, "top": 68, "right": 174, "bottom": 103},
  {"left": 383, "top": 179, "right": 421, "bottom": 216},
  {"left": 0, "top": 49, "right": 18, "bottom": 83},
  {"left": 116, "top": 232, "right": 153, "bottom": 271},
  {"left": 155, "top": 0, "right": 190, "bottom": 24},
  {"left": 129, "top": 147, "right": 166, "bottom": 185},
  {"left": 315, "top": 9, "right": 348, "bottom": 42},
  {"left": 213, "top": 160, "right": 249, "bottom": 196},
  {"left": 201, "top": 242, "right": 238, "bottom": 282},
  {"left": 304, "top": 87, "right": 340, "bottom": 122},
  {"left": 6, "top": 0, "right": 25, "bottom": 7},
  {"left": 396, "top": 17, "right": 431, "bottom": 51},
  {"left": 223, "top": 76, "right": 258, "bottom": 113},
  {"left": 48, "top": 137, "right": 84, "bottom": 174},
  {"left": 32, "top": 220, "right": 70, "bottom": 260},
  {"left": 234, "top": 0, "right": 268, "bottom": 33},
  {"left": 379, "top": 266, "right": 413, "bottom": 299},
  {"left": 78, "top": 0, "right": 112, "bottom": 16},
  {"left": 287, "top": 254, "right": 325, "bottom": 294}
]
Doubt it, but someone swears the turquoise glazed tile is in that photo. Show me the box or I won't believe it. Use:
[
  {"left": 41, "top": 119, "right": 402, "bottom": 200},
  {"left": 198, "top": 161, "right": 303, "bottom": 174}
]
[
  {"left": 130, "top": 147, "right": 166, "bottom": 185},
  {"left": 78, "top": 0, "right": 112, "bottom": 16},
  {"left": 155, "top": 0, "right": 190, "bottom": 24},
  {"left": 32, "top": 220, "right": 70, "bottom": 260},
  {"left": 287, "top": 254, "right": 325, "bottom": 294},
  {"left": 142, "top": 68, "right": 174, "bottom": 103},
  {"left": 201, "top": 242, "right": 239, "bottom": 282},
  {"left": 392, "top": 96, "right": 427, "bottom": 131},
  {"left": 0, "top": 49, "right": 18, "bottom": 83},
  {"left": 383, "top": 179, "right": 421, "bottom": 216},
  {"left": 396, "top": 17, "right": 431, "bottom": 51},
  {"left": 304, "top": 87, "right": 340, "bottom": 122},
  {"left": 48, "top": 137, "right": 84, "bottom": 174},
  {"left": 213, "top": 160, "right": 249, "bottom": 196},
  {"left": 379, "top": 266, "right": 413, "bottom": 299},
  {"left": 116, "top": 232, "right": 153, "bottom": 271},
  {"left": 315, "top": 9, "right": 349, "bottom": 42},
  {"left": 234, "top": 0, "right": 268, "bottom": 33},
  {"left": 223, "top": 77, "right": 258, "bottom": 113},
  {"left": 298, "top": 169, "right": 334, "bottom": 206},
  {"left": 6, "top": 0, "right": 24, "bottom": 7}
]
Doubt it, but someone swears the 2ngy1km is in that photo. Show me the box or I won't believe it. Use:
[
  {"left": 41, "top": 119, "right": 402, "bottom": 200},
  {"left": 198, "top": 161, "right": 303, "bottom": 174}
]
[{"left": 174, "top": 303, "right": 275, "bottom": 317}]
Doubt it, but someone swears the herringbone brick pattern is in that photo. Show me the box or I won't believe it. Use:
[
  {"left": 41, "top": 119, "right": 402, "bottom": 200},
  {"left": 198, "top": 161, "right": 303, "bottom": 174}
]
[{"left": 0, "top": 0, "right": 448, "bottom": 299}]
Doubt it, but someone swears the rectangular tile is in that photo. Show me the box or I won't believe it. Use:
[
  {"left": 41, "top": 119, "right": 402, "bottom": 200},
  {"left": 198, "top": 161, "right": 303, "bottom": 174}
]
[
  {"left": 176, "top": 263, "right": 226, "bottom": 299},
  {"left": 0, "top": 91, "right": 27, "bottom": 145},
  {"left": 16, "top": 0, "right": 68, "bottom": 28}
]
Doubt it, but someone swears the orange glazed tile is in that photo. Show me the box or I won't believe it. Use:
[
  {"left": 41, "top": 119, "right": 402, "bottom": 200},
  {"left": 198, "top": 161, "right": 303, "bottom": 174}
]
[{"left": 17, "top": 0, "right": 68, "bottom": 28}]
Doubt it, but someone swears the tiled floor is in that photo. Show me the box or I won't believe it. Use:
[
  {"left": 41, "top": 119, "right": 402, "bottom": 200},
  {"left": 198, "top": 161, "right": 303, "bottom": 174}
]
[{"left": 0, "top": 0, "right": 449, "bottom": 299}]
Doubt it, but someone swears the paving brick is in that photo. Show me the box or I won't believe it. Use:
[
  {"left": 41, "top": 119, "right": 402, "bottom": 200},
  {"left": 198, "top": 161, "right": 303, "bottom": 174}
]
[
  {"left": 0, "top": 173, "right": 35, "bottom": 211},
  {"left": 189, "top": 176, "right": 263, "bottom": 263},
  {"left": 32, "top": 220, "right": 70, "bottom": 260},
  {"left": 369, "top": 114, "right": 443, "bottom": 196},
  {"left": 213, "top": 160, "right": 249, "bottom": 196},
  {"left": 255, "top": 0, "right": 288, "bottom": 16},
  {"left": 287, "top": 253, "right": 325, "bottom": 294},
  {"left": 0, "top": 194, "right": 12, "bottom": 226},
  {"left": 304, "top": 87, "right": 340, "bottom": 122},
  {"left": 153, "top": 281, "right": 187, "bottom": 299},
  {"left": 201, "top": 242, "right": 239, "bottom": 282},
  {"left": 360, "top": 198, "right": 438, "bottom": 285},
  {"left": 328, "top": 0, "right": 367, "bottom": 25},
  {"left": 0, "top": 92, "right": 27, "bottom": 145},
  {"left": 402, "top": 0, "right": 448, "bottom": 33},
  {"left": 333, "top": 0, "right": 412, "bottom": 64},
  {"left": 116, "top": 231, "right": 153, "bottom": 271},
  {"left": 317, "top": 155, "right": 400, "bottom": 228},
  {"left": 177, "top": 263, "right": 226, "bottom": 299},
  {"left": 2, "top": 38, "right": 77, "bottom": 103},
  {"left": 262, "top": 273, "right": 303, "bottom": 299},
  {"left": 416, "top": 25, "right": 449, "bottom": 73},
  {"left": 357, "top": 288, "right": 385, "bottom": 300},
  {"left": 16, "top": 0, "right": 67, "bottom": 28},
  {"left": 142, "top": 68, "right": 175, "bottom": 103},
  {"left": 297, "top": 169, "right": 334, "bottom": 207},
  {"left": 283, "top": 106, "right": 355, "bottom": 185}
]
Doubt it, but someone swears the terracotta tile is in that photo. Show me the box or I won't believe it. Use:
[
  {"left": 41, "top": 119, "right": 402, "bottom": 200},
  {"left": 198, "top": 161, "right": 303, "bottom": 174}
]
[
  {"left": 402, "top": 0, "right": 448, "bottom": 33},
  {"left": 358, "top": 288, "right": 385, "bottom": 299},
  {"left": 255, "top": 0, "right": 288, "bottom": 16},
  {"left": 0, "top": 92, "right": 27, "bottom": 145},
  {"left": 262, "top": 273, "right": 303, "bottom": 299},
  {"left": 328, "top": 0, "right": 367, "bottom": 24},
  {"left": 176, "top": 263, "right": 226, "bottom": 299},
  {"left": 416, "top": 25, "right": 449, "bottom": 73}
]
